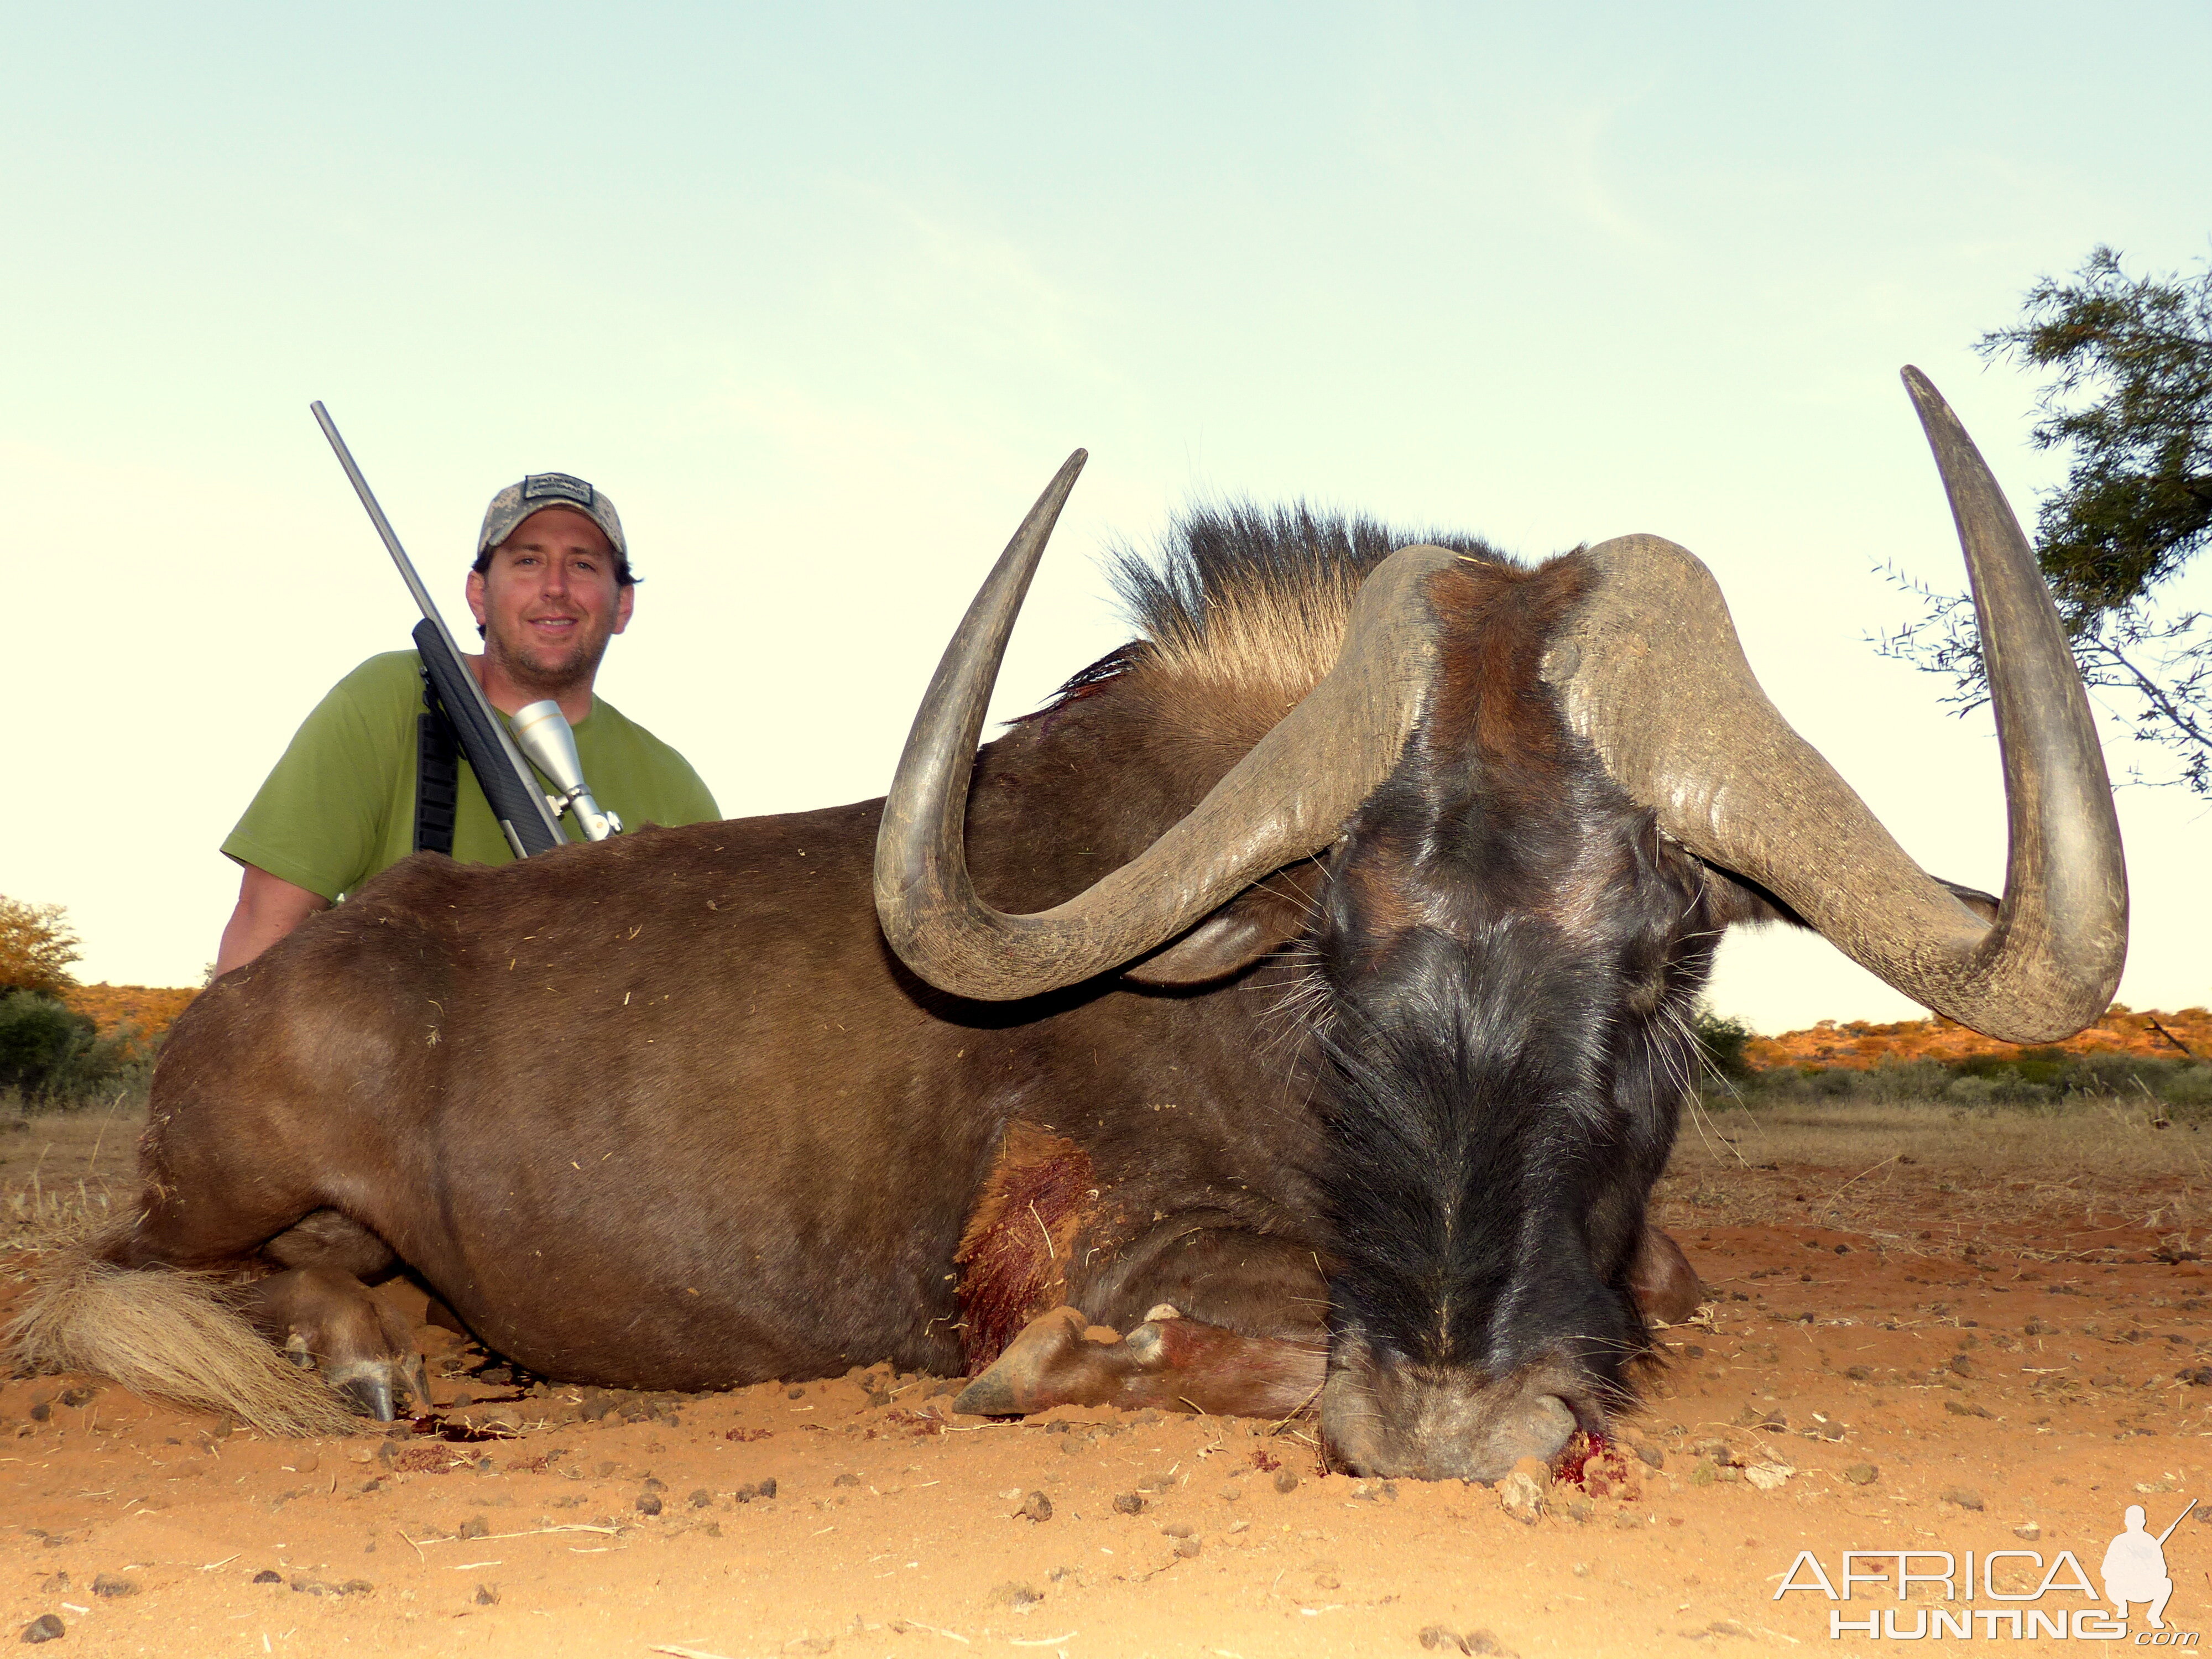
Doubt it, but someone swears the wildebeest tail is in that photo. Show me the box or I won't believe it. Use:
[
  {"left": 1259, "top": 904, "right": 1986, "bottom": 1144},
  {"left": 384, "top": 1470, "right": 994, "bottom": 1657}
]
[{"left": 6, "top": 1237, "right": 361, "bottom": 1438}]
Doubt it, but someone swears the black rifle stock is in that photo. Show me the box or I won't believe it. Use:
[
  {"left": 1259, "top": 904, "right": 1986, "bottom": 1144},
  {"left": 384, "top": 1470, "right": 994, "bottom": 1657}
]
[
  {"left": 309, "top": 401, "right": 565, "bottom": 858},
  {"left": 408, "top": 618, "right": 562, "bottom": 857}
]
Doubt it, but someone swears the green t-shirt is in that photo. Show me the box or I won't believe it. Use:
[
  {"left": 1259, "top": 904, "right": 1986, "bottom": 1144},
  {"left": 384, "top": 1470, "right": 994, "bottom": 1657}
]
[{"left": 225, "top": 651, "right": 720, "bottom": 901}]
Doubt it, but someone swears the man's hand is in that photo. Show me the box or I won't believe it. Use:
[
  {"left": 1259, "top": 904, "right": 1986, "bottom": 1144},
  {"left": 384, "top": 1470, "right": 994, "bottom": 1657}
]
[{"left": 215, "top": 866, "right": 331, "bottom": 978}]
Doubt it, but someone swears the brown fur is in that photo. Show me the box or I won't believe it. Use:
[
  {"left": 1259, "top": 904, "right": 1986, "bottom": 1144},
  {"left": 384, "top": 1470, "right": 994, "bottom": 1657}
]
[
  {"left": 1138, "top": 559, "right": 1364, "bottom": 709},
  {"left": 1421, "top": 555, "right": 1594, "bottom": 811},
  {"left": 1064, "top": 544, "right": 1380, "bottom": 789}
]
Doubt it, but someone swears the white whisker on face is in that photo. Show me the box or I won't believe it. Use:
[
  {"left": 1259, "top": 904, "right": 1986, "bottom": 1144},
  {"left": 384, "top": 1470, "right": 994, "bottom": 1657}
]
[
  {"left": 1248, "top": 951, "right": 1334, "bottom": 1065},
  {"left": 1251, "top": 865, "right": 1327, "bottom": 922}
]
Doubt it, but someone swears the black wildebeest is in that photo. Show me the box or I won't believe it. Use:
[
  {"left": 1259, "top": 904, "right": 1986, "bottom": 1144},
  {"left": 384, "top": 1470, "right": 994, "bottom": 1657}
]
[{"left": 12, "top": 371, "right": 2125, "bottom": 1480}]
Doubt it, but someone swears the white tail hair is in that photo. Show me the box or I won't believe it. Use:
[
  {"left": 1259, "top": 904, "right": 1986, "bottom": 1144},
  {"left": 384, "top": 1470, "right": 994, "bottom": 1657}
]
[{"left": 7, "top": 1236, "right": 361, "bottom": 1438}]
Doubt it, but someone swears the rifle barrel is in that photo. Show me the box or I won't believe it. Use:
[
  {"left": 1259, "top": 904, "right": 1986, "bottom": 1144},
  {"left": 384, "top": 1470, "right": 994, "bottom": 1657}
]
[
  {"left": 311, "top": 402, "right": 452, "bottom": 628},
  {"left": 309, "top": 401, "right": 565, "bottom": 854}
]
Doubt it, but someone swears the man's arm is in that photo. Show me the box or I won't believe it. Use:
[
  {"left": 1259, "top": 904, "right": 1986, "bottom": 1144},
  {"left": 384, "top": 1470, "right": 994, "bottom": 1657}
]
[{"left": 214, "top": 865, "right": 331, "bottom": 978}]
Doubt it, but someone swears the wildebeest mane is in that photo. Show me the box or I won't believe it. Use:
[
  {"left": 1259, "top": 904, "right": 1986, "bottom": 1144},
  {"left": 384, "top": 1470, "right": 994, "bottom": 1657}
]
[{"left": 1034, "top": 504, "right": 1504, "bottom": 721}]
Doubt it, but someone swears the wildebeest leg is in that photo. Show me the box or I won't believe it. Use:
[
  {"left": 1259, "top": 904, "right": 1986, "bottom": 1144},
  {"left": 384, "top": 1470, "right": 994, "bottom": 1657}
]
[
  {"left": 1074, "top": 1222, "right": 1333, "bottom": 1342},
  {"left": 961, "top": 1221, "right": 1700, "bottom": 1421},
  {"left": 957, "top": 1305, "right": 1326, "bottom": 1418},
  {"left": 239, "top": 1266, "right": 424, "bottom": 1420},
  {"left": 113, "top": 1176, "right": 425, "bottom": 1421},
  {"left": 263, "top": 1208, "right": 397, "bottom": 1279},
  {"left": 35, "top": 1135, "right": 414, "bottom": 1434},
  {"left": 240, "top": 1211, "right": 427, "bottom": 1420},
  {"left": 1629, "top": 1226, "right": 1704, "bottom": 1325}
]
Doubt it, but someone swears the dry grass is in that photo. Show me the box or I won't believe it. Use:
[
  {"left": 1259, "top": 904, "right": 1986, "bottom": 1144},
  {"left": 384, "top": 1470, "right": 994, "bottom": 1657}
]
[
  {"left": 1661, "top": 1091, "right": 2212, "bottom": 1261},
  {"left": 2, "top": 1098, "right": 140, "bottom": 1251}
]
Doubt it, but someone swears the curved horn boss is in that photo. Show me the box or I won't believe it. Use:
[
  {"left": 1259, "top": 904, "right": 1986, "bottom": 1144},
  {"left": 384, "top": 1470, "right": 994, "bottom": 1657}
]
[{"left": 878, "top": 371, "right": 2126, "bottom": 1037}]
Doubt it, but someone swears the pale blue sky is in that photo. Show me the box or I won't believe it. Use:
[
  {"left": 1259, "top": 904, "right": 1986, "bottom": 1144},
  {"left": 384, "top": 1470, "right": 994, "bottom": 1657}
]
[{"left": 6, "top": 4, "right": 2208, "bottom": 1030}]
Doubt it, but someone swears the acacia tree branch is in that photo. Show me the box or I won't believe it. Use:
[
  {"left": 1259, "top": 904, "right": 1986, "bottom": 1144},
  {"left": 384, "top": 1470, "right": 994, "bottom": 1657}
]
[
  {"left": 2079, "top": 638, "right": 2212, "bottom": 750},
  {"left": 1901, "top": 243, "right": 2212, "bottom": 796}
]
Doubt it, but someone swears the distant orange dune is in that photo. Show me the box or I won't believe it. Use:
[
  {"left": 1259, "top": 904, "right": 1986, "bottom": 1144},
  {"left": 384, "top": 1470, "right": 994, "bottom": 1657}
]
[
  {"left": 1748, "top": 1004, "right": 2209, "bottom": 1071},
  {"left": 61, "top": 983, "right": 198, "bottom": 1040},
  {"left": 43, "top": 983, "right": 2212, "bottom": 1074}
]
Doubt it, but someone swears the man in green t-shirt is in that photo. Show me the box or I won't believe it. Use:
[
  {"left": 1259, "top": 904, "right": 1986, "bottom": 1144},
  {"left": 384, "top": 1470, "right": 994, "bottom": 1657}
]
[{"left": 216, "top": 473, "right": 719, "bottom": 975}]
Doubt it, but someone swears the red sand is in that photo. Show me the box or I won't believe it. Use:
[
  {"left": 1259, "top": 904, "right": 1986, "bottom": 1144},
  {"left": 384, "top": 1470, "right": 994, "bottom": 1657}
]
[{"left": 11, "top": 1172, "right": 2212, "bottom": 1656}]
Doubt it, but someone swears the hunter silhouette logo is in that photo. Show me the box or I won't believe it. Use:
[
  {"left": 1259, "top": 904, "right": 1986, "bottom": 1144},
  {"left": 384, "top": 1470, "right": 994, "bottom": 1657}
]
[
  {"left": 2104, "top": 1500, "right": 2194, "bottom": 1631},
  {"left": 1775, "top": 1499, "right": 2201, "bottom": 1642}
]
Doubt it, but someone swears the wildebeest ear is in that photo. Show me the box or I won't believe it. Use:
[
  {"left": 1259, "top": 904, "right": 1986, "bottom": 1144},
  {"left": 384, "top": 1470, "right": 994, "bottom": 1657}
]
[
  {"left": 1123, "top": 865, "right": 1321, "bottom": 987},
  {"left": 1700, "top": 864, "right": 1809, "bottom": 930},
  {"left": 1702, "top": 864, "right": 2000, "bottom": 930},
  {"left": 1937, "top": 878, "right": 2000, "bottom": 924}
]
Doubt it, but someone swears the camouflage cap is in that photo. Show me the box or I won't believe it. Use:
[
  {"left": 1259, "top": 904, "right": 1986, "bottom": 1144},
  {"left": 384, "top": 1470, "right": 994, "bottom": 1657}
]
[{"left": 477, "top": 472, "right": 628, "bottom": 561}]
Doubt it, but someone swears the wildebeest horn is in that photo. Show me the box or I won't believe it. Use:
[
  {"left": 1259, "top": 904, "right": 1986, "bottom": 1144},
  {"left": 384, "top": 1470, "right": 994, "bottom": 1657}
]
[
  {"left": 1542, "top": 367, "right": 2127, "bottom": 1044},
  {"left": 876, "top": 454, "right": 1460, "bottom": 1001}
]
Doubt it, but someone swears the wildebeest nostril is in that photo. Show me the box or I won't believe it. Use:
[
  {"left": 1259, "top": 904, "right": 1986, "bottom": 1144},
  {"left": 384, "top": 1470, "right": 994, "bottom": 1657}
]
[
  {"left": 1448, "top": 1394, "right": 1578, "bottom": 1484},
  {"left": 1508, "top": 1395, "right": 1577, "bottom": 1467},
  {"left": 1320, "top": 1353, "right": 1589, "bottom": 1483}
]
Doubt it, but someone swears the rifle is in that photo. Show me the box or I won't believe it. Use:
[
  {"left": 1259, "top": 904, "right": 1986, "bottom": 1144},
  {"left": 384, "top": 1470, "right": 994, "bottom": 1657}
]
[
  {"left": 310, "top": 401, "right": 566, "bottom": 859},
  {"left": 512, "top": 700, "right": 622, "bottom": 841}
]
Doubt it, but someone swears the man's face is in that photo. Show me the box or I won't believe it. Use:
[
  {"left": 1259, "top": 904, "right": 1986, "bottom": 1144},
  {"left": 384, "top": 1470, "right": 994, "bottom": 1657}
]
[{"left": 465, "top": 507, "right": 634, "bottom": 696}]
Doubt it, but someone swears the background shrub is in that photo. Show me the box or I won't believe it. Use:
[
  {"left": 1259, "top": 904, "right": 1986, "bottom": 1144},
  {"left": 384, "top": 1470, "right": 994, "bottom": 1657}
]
[
  {"left": 0, "top": 993, "right": 92, "bottom": 1090},
  {"left": 1692, "top": 1003, "right": 1756, "bottom": 1084},
  {"left": 2162, "top": 1064, "right": 2212, "bottom": 1106},
  {"left": 1943, "top": 1073, "right": 2000, "bottom": 1107},
  {"left": 0, "top": 990, "right": 149, "bottom": 1110},
  {"left": 1724, "top": 1047, "right": 2211, "bottom": 1113},
  {"left": 0, "top": 896, "right": 81, "bottom": 998}
]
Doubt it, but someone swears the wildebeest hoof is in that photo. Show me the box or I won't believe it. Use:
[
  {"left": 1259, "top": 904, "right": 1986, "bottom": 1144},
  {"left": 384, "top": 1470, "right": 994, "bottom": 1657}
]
[
  {"left": 952, "top": 1374, "right": 1019, "bottom": 1416},
  {"left": 1122, "top": 1318, "right": 1175, "bottom": 1363},
  {"left": 325, "top": 1371, "right": 400, "bottom": 1425},
  {"left": 325, "top": 1357, "right": 422, "bottom": 1423},
  {"left": 240, "top": 1265, "right": 425, "bottom": 1422},
  {"left": 1143, "top": 1303, "right": 1182, "bottom": 1322},
  {"left": 957, "top": 1307, "right": 1093, "bottom": 1415}
]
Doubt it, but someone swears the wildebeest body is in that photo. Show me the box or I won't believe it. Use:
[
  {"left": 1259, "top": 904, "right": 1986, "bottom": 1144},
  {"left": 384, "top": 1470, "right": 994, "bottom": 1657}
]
[{"left": 18, "top": 378, "right": 2127, "bottom": 1473}]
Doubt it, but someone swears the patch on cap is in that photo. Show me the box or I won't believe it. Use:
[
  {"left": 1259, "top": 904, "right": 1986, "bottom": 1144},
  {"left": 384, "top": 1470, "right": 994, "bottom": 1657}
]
[
  {"left": 521, "top": 473, "right": 595, "bottom": 508},
  {"left": 479, "top": 472, "right": 627, "bottom": 560}
]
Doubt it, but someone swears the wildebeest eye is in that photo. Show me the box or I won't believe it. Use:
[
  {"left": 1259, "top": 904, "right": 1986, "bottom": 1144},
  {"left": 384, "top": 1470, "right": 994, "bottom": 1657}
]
[{"left": 1625, "top": 971, "right": 1669, "bottom": 1015}]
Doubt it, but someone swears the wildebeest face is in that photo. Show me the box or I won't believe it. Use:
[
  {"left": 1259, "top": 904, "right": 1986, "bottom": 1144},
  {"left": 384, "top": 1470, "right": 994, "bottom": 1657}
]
[{"left": 1307, "top": 661, "right": 1729, "bottom": 1477}]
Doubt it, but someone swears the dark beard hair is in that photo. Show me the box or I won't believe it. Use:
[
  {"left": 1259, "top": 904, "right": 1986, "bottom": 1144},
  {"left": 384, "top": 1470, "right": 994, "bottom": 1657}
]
[{"left": 487, "top": 619, "right": 614, "bottom": 703}]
